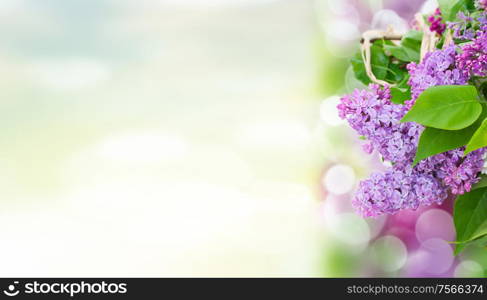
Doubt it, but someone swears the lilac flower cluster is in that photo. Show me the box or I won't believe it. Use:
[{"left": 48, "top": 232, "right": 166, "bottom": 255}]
[
  {"left": 353, "top": 166, "right": 447, "bottom": 217},
  {"left": 428, "top": 8, "right": 446, "bottom": 35},
  {"left": 415, "top": 148, "right": 486, "bottom": 195},
  {"left": 456, "top": 29, "right": 487, "bottom": 77},
  {"left": 407, "top": 45, "right": 468, "bottom": 104},
  {"left": 448, "top": 10, "right": 487, "bottom": 40},
  {"left": 442, "top": 148, "right": 487, "bottom": 194},
  {"left": 448, "top": 12, "right": 475, "bottom": 40},
  {"left": 337, "top": 84, "right": 420, "bottom": 164},
  {"left": 338, "top": 45, "right": 487, "bottom": 217}
]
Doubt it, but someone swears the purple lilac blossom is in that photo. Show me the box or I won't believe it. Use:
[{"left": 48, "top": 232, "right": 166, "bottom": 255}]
[
  {"left": 337, "top": 84, "right": 420, "bottom": 164},
  {"left": 352, "top": 169, "right": 447, "bottom": 217},
  {"left": 442, "top": 148, "right": 486, "bottom": 194},
  {"left": 478, "top": 13, "right": 487, "bottom": 28},
  {"left": 417, "top": 148, "right": 486, "bottom": 194},
  {"left": 406, "top": 45, "right": 468, "bottom": 105},
  {"left": 448, "top": 12, "right": 475, "bottom": 40},
  {"left": 353, "top": 166, "right": 447, "bottom": 217},
  {"left": 449, "top": 11, "right": 487, "bottom": 40}
]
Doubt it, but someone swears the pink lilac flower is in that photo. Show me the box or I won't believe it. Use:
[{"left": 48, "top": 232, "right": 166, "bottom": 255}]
[
  {"left": 456, "top": 29, "right": 487, "bottom": 77},
  {"left": 428, "top": 8, "right": 446, "bottom": 35}
]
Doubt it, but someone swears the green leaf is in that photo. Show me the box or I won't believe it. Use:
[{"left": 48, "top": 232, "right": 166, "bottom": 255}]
[
  {"left": 465, "top": 118, "right": 487, "bottom": 154},
  {"left": 472, "top": 234, "right": 487, "bottom": 246},
  {"left": 390, "top": 86, "right": 410, "bottom": 105},
  {"left": 401, "top": 85, "right": 482, "bottom": 130},
  {"left": 452, "top": 235, "right": 487, "bottom": 254},
  {"left": 454, "top": 187, "right": 487, "bottom": 254},
  {"left": 386, "top": 63, "right": 408, "bottom": 83},
  {"left": 384, "top": 45, "right": 419, "bottom": 62},
  {"left": 351, "top": 42, "right": 389, "bottom": 85},
  {"left": 438, "top": 0, "right": 470, "bottom": 22},
  {"left": 389, "top": 67, "right": 410, "bottom": 104},
  {"left": 413, "top": 105, "right": 487, "bottom": 165},
  {"left": 473, "top": 175, "right": 487, "bottom": 190},
  {"left": 383, "top": 30, "right": 422, "bottom": 62},
  {"left": 413, "top": 127, "right": 477, "bottom": 166},
  {"left": 403, "top": 30, "right": 423, "bottom": 43}
]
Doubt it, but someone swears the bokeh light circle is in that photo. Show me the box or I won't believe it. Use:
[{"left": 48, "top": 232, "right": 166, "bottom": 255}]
[
  {"left": 415, "top": 209, "right": 455, "bottom": 243},
  {"left": 418, "top": 238, "right": 454, "bottom": 275},
  {"left": 454, "top": 260, "right": 485, "bottom": 278},
  {"left": 371, "top": 235, "right": 408, "bottom": 272},
  {"left": 366, "top": 215, "right": 387, "bottom": 240},
  {"left": 371, "top": 9, "right": 408, "bottom": 34},
  {"left": 323, "top": 164, "right": 355, "bottom": 195},
  {"left": 320, "top": 96, "right": 345, "bottom": 126},
  {"left": 327, "top": 213, "right": 370, "bottom": 252},
  {"left": 420, "top": 0, "right": 439, "bottom": 14},
  {"left": 326, "top": 20, "right": 360, "bottom": 43}
]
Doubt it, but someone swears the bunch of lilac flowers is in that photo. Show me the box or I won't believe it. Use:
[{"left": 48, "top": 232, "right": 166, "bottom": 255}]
[{"left": 338, "top": 44, "right": 487, "bottom": 217}]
